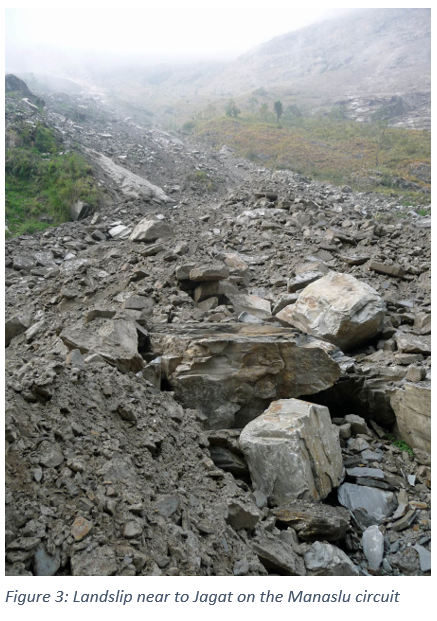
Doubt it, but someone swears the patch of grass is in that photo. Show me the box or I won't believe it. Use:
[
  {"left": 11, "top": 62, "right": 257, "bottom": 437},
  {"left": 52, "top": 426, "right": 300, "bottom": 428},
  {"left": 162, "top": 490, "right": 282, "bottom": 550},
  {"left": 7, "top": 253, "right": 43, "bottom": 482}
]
[
  {"left": 193, "top": 114, "right": 430, "bottom": 199},
  {"left": 5, "top": 122, "right": 98, "bottom": 237},
  {"left": 186, "top": 169, "right": 216, "bottom": 190},
  {"left": 386, "top": 435, "right": 415, "bottom": 456}
]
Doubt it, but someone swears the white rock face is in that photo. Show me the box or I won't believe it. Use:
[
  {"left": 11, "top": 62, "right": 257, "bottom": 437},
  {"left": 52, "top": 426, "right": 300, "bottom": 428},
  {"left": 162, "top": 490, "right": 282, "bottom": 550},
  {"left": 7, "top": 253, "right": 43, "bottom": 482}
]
[
  {"left": 279, "top": 272, "right": 386, "bottom": 351},
  {"left": 130, "top": 219, "right": 174, "bottom": 242},
  {"left": 239, "top": 399, "right": 344, "bottom": 505},
  {"left": 86, "top": 149, "right": 171, "bottom": 203}
]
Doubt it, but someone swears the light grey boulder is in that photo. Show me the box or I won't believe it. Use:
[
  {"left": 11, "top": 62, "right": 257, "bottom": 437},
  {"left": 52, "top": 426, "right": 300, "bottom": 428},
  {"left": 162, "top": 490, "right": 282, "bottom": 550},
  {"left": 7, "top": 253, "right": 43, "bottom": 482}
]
[
  {"left": 130, "top": 219, "right": 173, "bottom": 242},
  {"left": 304, "top": 541, "right": 359, "bottom": 576},
  {"left": 362, "top": 525, "right": 384, "bottom": 570},
  {"left": 239, "top": 399, "right": 344, "bottom": 505},
  {"left": 338, "top": 483, "right": 397, "bottom": 529},
  {"left": 279, "top": 272, "right": 386, "bottom": 351},
  {"left": 390, "top": 383, "right": 431, "bottom": 452}
]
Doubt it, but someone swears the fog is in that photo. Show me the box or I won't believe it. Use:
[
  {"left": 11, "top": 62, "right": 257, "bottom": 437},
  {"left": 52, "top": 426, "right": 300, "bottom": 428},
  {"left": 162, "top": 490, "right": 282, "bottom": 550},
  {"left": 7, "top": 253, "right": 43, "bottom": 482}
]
[{"left": 6, "top": 7, "right": 353, "bottom": 74}]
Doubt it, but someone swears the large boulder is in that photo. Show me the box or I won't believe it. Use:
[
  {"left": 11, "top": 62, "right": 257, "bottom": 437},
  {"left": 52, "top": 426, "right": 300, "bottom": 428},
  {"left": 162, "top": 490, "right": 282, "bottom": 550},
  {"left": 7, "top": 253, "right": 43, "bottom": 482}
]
[
  {"left": 278, "top": 272, "right": 386, "bottom": 351},
  {"left": 390, "top": 383, "right": 431, "bottom": 452},
  {"left": 130, "top": 219, "right": 173, "bottom": 243},
  {"left": 239, "top": 399, "right": 344, "bottom": 505},
  {"left": 149, "top": 324, "right": 342, "bottom": 428}
]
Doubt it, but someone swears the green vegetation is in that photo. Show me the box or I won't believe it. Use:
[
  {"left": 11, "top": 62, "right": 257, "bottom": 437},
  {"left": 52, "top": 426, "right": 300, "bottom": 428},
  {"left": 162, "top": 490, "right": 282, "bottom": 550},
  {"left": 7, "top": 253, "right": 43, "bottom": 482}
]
[
  {"left": 386, "top": 435, "right": 415, "bottom": 456},
  {"left": 225, "top": 99, "right": 241, "bottom": 118},
  {"left": 188, "top": 110, "right": 430, "bottom": 201},
  {"left": 186, "top": 169, "right": 216, "bottom": 191},
  {"left": 5, "top": 121, "right": 98, "bottom": 237},
  {"left": 273, "top": 100, "right": 283, "bottom": 125}
]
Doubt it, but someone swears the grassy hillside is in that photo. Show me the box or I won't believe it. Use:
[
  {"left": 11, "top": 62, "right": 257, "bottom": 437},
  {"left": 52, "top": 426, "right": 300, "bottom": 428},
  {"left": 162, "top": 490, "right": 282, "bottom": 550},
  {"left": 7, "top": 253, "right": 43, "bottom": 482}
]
[
  {"left": 5, "top": 121, "right": 98, "bottom": 237},
  {"left": 190, "top": 113, "right": 430, "bottom": 201}
]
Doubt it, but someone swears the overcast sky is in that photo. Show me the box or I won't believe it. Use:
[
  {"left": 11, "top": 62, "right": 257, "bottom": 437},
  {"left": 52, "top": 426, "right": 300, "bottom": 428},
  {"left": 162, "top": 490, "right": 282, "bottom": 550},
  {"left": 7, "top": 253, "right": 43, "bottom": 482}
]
[{"left": 5, "top": 7, "right": 353, "bottom": 71}]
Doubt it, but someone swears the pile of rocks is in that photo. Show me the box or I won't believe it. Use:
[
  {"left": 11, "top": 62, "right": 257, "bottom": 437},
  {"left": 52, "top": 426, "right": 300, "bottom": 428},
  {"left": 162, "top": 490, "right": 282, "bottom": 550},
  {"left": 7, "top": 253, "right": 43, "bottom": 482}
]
[{"left": 5, "top": 85, "right": 431, "bottom": 576}]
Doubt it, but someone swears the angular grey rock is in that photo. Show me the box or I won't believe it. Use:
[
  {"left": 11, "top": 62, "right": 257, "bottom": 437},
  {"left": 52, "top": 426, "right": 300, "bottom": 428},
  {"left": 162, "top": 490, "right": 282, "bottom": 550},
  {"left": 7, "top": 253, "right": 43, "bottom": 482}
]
[
  {"left": 209, "top": 446, "right": 249, "bottom": 477},
  {"left": 70, "top": 200, "right": 91, "bottom": 221},
  {"left": 362, "top": 525, "right": 384, "bottom": 570},
  {"left": 225, "top": 499, "right": 261, "bottom": 531},
  {"left": 130, "top": 219, "right": 173, "bottom": 242},
  {"left": 61, "top": 317, "right": 144, "bottom": 373},
  {"left": 287, "top": 271, "right": 324, "bottom": 292},
  {"left": 305, "top": 541, "right": 359, "bottom": 576},
  {"left": 338, "top": 483, "right": 397, "bottom": 529},
  {"left": 228, "top": 293, "right": 271, "bottom": 319},
  {"left": 71, "top": 545, "right": 117, "bottom": 576},
  {"left": 33, "top": 546, "right": 60, "bottom": 576},
  {"left": 150, "top": 323, "right": 342, "bottom": 428},
  {"left": 394, "top": 332, "right": 431, "bottom": 355},
  {"left": 273, "top": 501, "right": 350, "bottom": 541},
  {"left": 108, "top": 224, "right": 131, "bottom": 239},
  {"left": 239, "top": 399, "right": 344, "bottom": 505},
  {"left": 154, "top": 495, "right": 180, "bottom": 518},
  {"left": 141, "top": 357, "right": 161, "bottom": 389},
  {"left": 343, "top": 414, "right": 371, "bottom": 436},
  {"left": 346, "top": 467, "right": 384, "bottom": 479},
  {"left": 253, "top": 533, "right": 306, "bottom": 575},
  {"left": 390, "top": 383, "right": 431, "bottom": 452},
  {"left": 282, "top": 272, "right": 386, "bottom": 351},
  {"left": 189, "top": 264, "right": 229, "bottom": 282},
  {"left": 193, "top": 279, "right": 238, "bottom": 303},
  {"left": 5, "top": 310, "right": 33, "bottom": 347},
  {"left": 38, "top": 441, "right": 64, "bottom": 468},
  {"left": 413, "top": 544, "right": 431, "bottom": 572}
]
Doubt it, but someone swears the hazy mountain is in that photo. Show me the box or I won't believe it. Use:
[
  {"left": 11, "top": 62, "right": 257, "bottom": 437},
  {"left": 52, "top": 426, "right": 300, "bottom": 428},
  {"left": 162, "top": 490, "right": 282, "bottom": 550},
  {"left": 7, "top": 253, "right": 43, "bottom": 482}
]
[{"left": 10, "top": 8, "right": 430, "bottom": 127}]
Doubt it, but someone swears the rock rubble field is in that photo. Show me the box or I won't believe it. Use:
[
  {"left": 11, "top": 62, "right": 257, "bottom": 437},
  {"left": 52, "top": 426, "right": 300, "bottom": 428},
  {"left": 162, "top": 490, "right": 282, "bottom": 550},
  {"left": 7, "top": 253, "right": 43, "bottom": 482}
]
[{"left": 5, "top": 87, "right": 431, "bottom": 576}]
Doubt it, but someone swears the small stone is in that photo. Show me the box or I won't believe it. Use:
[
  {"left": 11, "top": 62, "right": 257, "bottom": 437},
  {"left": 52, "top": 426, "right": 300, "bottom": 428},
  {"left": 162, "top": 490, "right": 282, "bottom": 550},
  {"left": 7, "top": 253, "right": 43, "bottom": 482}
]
[
  {"left": 71, "top": 516, "right": 93, "bottom": 541},
  {"left": 413, "top": 544, "right": 431, "bottom": 572},
  {"left": 233, "top": 558, "right": 250, "bottom": 576},
  {"left": 123, "top": 521, "right": 143, "bottom": 539},
  {"left": 405, "top": 365, "right": 426, "bottom": 382},
  {"left": 226, "top": 500, "right": 261, "bottom": 531}
]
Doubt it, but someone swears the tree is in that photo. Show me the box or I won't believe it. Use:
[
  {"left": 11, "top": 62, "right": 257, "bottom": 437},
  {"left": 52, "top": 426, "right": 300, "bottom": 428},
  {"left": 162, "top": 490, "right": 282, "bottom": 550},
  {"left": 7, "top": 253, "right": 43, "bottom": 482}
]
[
  {"left": 225, "top": 99, "right": 241, "bottom": 118},
  {"left": 274, "top": 100, "right": 283, "bottom": 125},
  {"left": 259, "top": 103, "right": 269, "bottom": 121}
]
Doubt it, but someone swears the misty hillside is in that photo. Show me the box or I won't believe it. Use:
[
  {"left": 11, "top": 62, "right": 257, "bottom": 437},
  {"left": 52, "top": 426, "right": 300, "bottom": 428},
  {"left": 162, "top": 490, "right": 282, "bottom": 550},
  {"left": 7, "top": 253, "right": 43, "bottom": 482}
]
[
  {"left": 13, "top": 8, "right": 430, "bottom": 130},
  {"left": 60, "top": 8, "right": 430, "bottom": 129}
]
